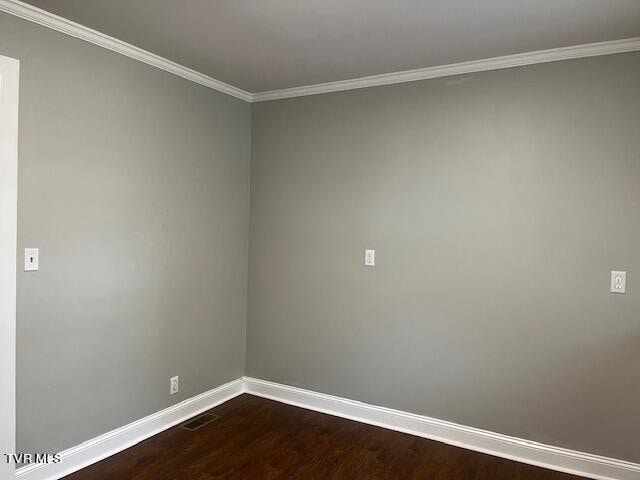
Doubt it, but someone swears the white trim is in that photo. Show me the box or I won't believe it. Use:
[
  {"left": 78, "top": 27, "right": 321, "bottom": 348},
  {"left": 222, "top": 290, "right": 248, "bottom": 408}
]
[
  {"left": 0, "top": 54, "right": 19, "bottom": 480},
  {"left": 0, "top": 0, "right": 252, "bottom": 102},
  {"left": 15, "top": 378, "right": 244, "bottom": 480},
  {"left": 12, "top": 377, "right": 640, "bottom": 480},
  {"left": 243, "top": 377, "right": 640, "bottom": 480},
  {"left": 1, "top": 0, "right": 640, "bottom": 103},
  {"left": 251, "top": 37, "right": 640, "bottom": 102}
]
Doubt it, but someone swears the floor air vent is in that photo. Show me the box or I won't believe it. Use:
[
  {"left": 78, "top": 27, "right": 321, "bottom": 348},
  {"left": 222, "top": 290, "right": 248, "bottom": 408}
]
[{"left": 179, "top": 413, "right": 220, "bottom": 431}]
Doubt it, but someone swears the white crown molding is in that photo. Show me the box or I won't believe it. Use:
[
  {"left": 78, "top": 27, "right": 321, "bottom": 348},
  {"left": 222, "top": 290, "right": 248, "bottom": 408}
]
[
  {"left": 244, "top": 377, "right": 640, "bottom": 480},
  {"left": 252, "top": 37, "right": 640, "bottom": 102},
  {"left": 0, "top": 0, "right": 253, "bottom": 102},
  {"left": 15, "top": 378, "right": 244, "bottom": 480},
  {"left": 2, "top": 0, "right": 639, "bottom": 103}
]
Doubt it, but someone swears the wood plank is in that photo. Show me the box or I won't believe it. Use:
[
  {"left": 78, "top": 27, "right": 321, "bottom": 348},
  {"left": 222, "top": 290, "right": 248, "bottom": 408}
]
[{"left": 64, "top": 394, "right": 586, "bottom": 480}]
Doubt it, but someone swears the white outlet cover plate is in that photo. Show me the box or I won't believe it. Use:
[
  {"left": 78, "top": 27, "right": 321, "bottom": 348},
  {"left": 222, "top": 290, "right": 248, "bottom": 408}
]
[
  {"left": 610, "top": 270, "right": 626, "bottom": 294},
  {"left": 170, "top": 376, "right": 179, "bottom": 395},
  {"left": 364, "top": 249, "right": 375, "bottom": 266},
  {"left": 24, "top": 248, "right": 39, "bottom": 272}
]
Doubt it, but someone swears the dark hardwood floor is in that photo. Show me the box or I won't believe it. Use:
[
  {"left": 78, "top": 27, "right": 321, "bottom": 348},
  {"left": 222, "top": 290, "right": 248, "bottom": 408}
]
[{"left": 64, "top": 394, "right": 586, "bottom": 479}]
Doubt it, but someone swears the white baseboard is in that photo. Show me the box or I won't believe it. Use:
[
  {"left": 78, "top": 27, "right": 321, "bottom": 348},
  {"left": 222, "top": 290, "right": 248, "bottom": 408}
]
[
  {"left": 15, "top": 378, "right": 244, "bottom": 480},
  {"left": 14, "top": 377, "right": 640, "bottom": 480},
  {"left": 243, "top": 377, "right": 640, "bottom": 480}
]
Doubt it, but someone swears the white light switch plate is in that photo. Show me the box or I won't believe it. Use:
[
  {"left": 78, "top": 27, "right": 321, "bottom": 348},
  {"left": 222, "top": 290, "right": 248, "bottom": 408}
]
[
  {"left": 24, "top": 248, "right": 39, "bottom": 272},
  {"left": 610, "top": 271, "right": 626, "bottom": 294},
  {"left": 364, "top": 249, "right": 375, "bottom": 266}
]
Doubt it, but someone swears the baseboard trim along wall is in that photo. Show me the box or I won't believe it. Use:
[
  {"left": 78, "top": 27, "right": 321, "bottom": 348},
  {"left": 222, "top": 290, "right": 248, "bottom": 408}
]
[
  {"left": 14, "top": 378, "right": 244, "bottom": 480},
  {"left": 16, "top": 377, "right": 640, "bottom": 480},
  {"left": 243, "top": 378, "right": 640, "bottom": 480}
]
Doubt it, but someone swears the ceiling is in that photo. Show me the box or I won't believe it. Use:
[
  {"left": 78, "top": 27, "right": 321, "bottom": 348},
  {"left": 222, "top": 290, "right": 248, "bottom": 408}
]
[{"left": 22, "top": 0, "right": 640, "bottom": 93}]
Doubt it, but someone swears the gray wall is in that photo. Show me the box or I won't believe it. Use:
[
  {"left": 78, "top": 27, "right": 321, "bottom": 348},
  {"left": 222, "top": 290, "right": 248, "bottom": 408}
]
[
  {"left": 0, "top": 13, "right": 251, "bottom": 455},
  {"left": 248, "top": 53, "right": 640, "bottom": 463},
  {"left": 4, "top": 6, "right": 640, "bottom": 464}
]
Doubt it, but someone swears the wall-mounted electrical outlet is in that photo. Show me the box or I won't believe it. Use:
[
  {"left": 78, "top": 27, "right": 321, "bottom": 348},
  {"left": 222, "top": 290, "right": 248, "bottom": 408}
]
[
  {"left": 170, "top": 376, "right": 179, "bottom": 395},
  {"left": 364, "top": 249, "right": 375, "bottom": 266},
  {"left": 610, "top": 271, "right": 626, "bottom": 294}
]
